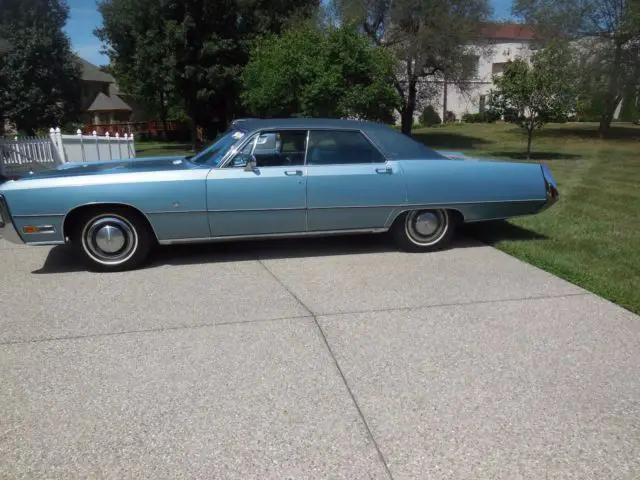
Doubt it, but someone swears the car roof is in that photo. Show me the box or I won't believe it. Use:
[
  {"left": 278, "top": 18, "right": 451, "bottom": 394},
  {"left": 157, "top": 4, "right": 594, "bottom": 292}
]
[
  {"left": 230, "top": 117, "right": 383, "bottom": 132},
  {"left": 229, "top": 117, "right": 448, "bottom": 160}
]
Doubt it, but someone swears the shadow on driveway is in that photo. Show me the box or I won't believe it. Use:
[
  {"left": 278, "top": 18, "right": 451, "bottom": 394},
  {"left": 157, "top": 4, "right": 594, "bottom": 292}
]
[{"left": 32, "top": 221, "right": 548, "bottom": 275}]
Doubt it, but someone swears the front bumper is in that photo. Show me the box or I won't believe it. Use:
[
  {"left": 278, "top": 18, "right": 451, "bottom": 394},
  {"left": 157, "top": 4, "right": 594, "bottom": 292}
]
[{"left": 0, "top": 195, "right": 25, "bottom": 245}]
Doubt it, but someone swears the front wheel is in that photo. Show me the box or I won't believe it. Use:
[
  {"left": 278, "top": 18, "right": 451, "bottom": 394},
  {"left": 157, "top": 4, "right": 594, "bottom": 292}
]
[
  {"left": 72, "top": 209, "right": 153, "bottom": 272},
  {"left": 391, "top": 209, "right": 456, "bottom": 252}
]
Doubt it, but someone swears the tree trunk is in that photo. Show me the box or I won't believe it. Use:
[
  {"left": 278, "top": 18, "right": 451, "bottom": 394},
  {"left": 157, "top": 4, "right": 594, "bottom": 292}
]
[
  {"left": 599, "top": 42, "right": 624, "bottom": 139},
  {"left": 401, "top": 78, "right": 417, "bottom": 135},
  {"left": 442, "top": 77, "right": 448, "bottom": 124},
  {"left": 188, "top": 109, "right": 198, "bottom": 152},
  {"left": 526, "top": 124, "right": 534, "bottom": 160},
  {"left": 159, "top": 90, "right": 168, "bottom": 142},
  {"left": 598, "top": 95, "right": 622, "bottom": 138}
]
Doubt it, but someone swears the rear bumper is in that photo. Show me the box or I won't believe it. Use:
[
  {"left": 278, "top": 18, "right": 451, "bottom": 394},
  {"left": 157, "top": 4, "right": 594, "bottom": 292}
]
[
  {"left": 540, "top": 163, "right": 559, "bottom": 210},
  {"left": 0, "top": 195, "right": 25, "bottom": 245}
]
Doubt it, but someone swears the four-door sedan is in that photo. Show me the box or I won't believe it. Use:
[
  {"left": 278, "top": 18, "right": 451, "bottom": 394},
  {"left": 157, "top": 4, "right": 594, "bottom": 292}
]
[{"left": 0, "top": 118, "right": 558, "bottom": 271}]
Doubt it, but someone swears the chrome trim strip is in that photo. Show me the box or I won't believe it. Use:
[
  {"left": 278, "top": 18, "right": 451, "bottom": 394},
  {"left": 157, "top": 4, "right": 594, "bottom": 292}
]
[
  {"left": 24, "top": 240, "right": 66, "bottom": 246},
  {"left": 147, "top": 210, "right": 208, "bottom": 215},
  {"left": 158, "top": 227, "right": 388, "bottom": 245},
  {"left": 0, "top": 194, "right": 25, "bottom": 245},
  {"left": 207, "top": 207, "right": 306, "bottom": 213},
  {"left": 12, "top": 213, "right": 65, "bottom": 219}
]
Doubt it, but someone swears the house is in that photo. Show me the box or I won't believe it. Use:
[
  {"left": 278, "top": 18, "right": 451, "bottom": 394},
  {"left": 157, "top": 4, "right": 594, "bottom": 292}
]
[
  {"left": 417, "top": 23, "right": 541, "bottom": 123},
  {"left": 77, "top": 58, "right": 133, "bottom": 127},
  {"left": 0, "top": 37, "right": 134, "bottom": 134}
]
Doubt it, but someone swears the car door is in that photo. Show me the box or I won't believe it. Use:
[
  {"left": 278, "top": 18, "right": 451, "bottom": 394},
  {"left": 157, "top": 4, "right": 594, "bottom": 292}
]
[
  {"left": 206, "top": 129, "right": 308, "bottom": 237},
  {"left": 305, "top": 129, "right": 407, "bottom": 231}
]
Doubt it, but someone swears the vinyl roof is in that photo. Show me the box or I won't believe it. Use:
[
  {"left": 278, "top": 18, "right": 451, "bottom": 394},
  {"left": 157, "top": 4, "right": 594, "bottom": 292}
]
[{"left": 231, "top": 118, "right": 448, "bottom": 160}]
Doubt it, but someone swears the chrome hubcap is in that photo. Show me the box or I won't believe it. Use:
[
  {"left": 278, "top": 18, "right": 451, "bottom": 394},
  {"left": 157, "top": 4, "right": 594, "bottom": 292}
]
[
  {"left": 413, "top": 212, "right": 439, "bottom": 237},
  {"left": 405, "top": 209, "right": 448, "bottom": 246},
  {"left": 95, "top": 225, "right": 126, "bottom": 253},
  {"left": 82, "top": 216, "right": 138, "bottom": 265}
]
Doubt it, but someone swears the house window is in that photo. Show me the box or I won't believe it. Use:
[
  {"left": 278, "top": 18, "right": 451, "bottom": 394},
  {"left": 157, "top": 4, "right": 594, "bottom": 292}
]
[
  {"left": 470, "top": 55, "right": 480, "bottom": 78},
  {"left": 492, "top": 62, "right": 508, "bottom": 75}
]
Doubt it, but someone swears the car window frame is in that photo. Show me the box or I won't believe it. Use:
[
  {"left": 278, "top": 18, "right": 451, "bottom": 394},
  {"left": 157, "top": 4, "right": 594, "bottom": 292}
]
[
  {"left": 216, "top": 127, "right": 389, "bottom": 169},
  {"left": 220, "top": 128, "right": 310, "bottom": 169},
  {"left": 305, "top": 129, "right": 388, "bottom": 166}
]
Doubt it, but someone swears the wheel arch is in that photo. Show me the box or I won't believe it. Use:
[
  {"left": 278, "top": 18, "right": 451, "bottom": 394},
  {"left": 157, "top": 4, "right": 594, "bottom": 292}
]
[{"left": 63, "top": 202, "right": 159, "bottom": 243}]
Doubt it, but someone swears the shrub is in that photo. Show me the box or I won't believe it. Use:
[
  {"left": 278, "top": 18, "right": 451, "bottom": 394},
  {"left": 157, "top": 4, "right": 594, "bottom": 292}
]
[
  {"left": 420, "top": 105, "right": 442, "bottom": 126},
  {"left": 462, "top": 110, "right": 501, "bottom": 123},
  {"left": 444, "top": 110, "right": 456, "bottom": 123}
]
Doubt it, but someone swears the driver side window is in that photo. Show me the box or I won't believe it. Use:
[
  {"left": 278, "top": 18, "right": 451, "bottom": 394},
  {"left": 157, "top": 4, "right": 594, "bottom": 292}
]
[{"left": 227, "top": 130, "right": 307, "bottom": 168}]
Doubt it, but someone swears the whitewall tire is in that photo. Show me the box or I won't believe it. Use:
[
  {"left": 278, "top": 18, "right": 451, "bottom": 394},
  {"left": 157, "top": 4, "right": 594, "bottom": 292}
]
[
  {"left": 73, "top": 209, "right": 153, "bottom": 271},
  {"left": 391, "top": 209, "right": 456, "bottom": 252}
]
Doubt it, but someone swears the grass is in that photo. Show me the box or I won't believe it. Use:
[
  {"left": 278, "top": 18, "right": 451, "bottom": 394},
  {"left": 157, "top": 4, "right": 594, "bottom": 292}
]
[
  {"left": 415, "top": 121, "right": 640, "bottom": 315},
  {"left": 136, "top": 141, "right": 193, "bottom": 158},
  {"left": 135, "top": 122, "right": 640, "bottom": 315}
]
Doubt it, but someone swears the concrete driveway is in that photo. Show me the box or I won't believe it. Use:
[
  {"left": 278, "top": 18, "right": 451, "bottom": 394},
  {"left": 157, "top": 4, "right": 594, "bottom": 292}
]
[{"left": 1, "top": 232, "right": 639, "bottom": 479}]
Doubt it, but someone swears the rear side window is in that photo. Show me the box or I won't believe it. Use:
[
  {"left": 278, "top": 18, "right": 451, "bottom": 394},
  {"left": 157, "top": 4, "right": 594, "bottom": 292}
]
[{"left": 306, "top": 130, "right": 386, "bottom": 165}]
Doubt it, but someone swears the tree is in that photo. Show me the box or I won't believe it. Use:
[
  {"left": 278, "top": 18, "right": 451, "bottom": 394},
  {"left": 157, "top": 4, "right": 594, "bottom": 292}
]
[
  {"left": 97, "top": 0, "right": 178, "bottom": 140},
  {"left": 332, "top": 0, "right": 492, "bottom": 134},
  {"left": 97, "top": 0, "right": 319, "bottom": 147},
  {"left": 513, "top": 0, "right": 640, "bottom": 138},
  {"left": 0, "top": 0, "right": 82, "bottom": 135},
  {"left": 489, "top": 42, "right": 578, "bottom": 159},
  {"left": 241, "top": 23, "right": 400, "bottom": 121}
]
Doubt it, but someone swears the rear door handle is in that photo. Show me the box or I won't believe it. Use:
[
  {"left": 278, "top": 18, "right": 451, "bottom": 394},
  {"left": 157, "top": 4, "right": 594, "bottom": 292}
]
[
  {"left": 284, "top": 170, "right": 303, "bottom": 176},
  {"left": 376, "top": 167, "right": 392, "bottom": 174}
]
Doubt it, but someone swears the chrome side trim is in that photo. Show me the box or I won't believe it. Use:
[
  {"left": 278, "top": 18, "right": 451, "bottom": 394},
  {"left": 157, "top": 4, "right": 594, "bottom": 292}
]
[
  {"left": 24, "top": 240, "right": 66, "bottom": 246},
  {"left": 0, "top": 194, "right": 25, "bottom": 245},
  {"left": 158, "top": 227, "right": 388, "bottom": 245},
  {"left": 147, "top": 210, "right": 208, "bottom": 215},
  {"left": 12, "top": 213, "right": 65, "bottom": 219},
  {"left": 206, "top": 207, "right": 306, "bottom": 213}
]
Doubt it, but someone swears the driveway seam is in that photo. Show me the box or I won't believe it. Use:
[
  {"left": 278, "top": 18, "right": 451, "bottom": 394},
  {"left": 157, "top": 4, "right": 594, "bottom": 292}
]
[
  {"left": 0, "top": 292, "right": 592, "bottom": 347},
  {"left": 0, "top": 314, "right": 312, "bottom": 347},
  {"left": 314, "top": 291, "right": 592, "bottom": 318},
  {"left": 257, "top": 259, "right": 395, "bottom": 480}
]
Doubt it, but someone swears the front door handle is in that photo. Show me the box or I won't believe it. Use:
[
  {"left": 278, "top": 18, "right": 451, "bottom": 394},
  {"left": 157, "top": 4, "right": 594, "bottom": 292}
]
[
  {"left": 376, "top": 167, "right": 392, "bottom": 174},
  {"left": 284, "top": 170, "right": 303, "bottom": 176}
]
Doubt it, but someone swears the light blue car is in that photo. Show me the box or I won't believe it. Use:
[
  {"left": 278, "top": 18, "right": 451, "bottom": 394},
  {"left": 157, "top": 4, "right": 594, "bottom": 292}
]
[{"left": 0, "top": 118, "right": 558, "bottom": 271}]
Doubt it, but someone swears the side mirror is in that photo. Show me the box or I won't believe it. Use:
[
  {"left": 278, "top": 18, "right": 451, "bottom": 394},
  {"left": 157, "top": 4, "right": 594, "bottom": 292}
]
[
  {"left": 231, "top": 153, "right": 257, "bottom": 171},
  {"left": 243, "top": 157, "right": 257, "bottom": 172}
]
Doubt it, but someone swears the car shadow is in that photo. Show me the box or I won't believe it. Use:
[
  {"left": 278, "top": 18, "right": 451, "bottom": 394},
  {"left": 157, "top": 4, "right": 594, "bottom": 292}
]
[
  {"left": 32, "top": 222, "right": 547, "bottom": 274},
  {"left": 461, "top": 220, "right": 548, "bottom": 244}
]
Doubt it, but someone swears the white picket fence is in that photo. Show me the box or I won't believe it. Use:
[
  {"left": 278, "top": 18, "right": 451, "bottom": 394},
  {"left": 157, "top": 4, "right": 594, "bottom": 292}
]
[{"left": 0, "top": 127, "right": 137, "bottom": 175}]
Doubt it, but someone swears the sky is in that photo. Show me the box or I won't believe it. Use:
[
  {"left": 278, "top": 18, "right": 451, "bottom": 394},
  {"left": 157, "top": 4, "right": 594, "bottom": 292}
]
[{"left": 64, "top": 0, "right": 516, "bottom": 67}]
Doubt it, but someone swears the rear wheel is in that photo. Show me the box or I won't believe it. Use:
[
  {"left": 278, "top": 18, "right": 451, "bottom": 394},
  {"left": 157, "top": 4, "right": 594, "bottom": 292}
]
[
  {"left": 72, "top": 208, "right": 153, "bottom": 272},
  {"left": 391, "top": 209, "right": 456, "bottom": 252}
]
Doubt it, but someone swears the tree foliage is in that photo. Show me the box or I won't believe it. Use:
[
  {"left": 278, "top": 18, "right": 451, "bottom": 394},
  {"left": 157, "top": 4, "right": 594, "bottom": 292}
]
[
  {"left": 489, "top": 42, "right": 578, "bottom": 159},
  {"left": 0, "top": 0, "right": 82, "bottom": 134},
  {"left": 241, "top": 23, "right": 400, "bottom": 121},
  {"left": 513, "top": 0, "right": 640, "bottom": 137},
  {"left": 331, "top": 0, "right": 492, "bottom": 134},
  {"left": 97, "top": 0, "right": 319, "bottom": 144}
]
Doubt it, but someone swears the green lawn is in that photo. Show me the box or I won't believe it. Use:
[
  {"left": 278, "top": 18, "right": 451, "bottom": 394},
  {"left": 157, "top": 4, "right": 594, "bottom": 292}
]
[
  {"left": 136, "top": 122, "right": 640, "bottom": 315},
  {"left": 415, "top": 122, "right": 640, "bottom": 315},
  {"left": 136, "top": 141, "right": 194, "bottom": 158}
]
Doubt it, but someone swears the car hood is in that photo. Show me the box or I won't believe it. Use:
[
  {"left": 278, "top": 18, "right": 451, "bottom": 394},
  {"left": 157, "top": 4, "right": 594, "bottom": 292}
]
[{"left": 14, "top": 155, "right": 192, "bottom": 181}]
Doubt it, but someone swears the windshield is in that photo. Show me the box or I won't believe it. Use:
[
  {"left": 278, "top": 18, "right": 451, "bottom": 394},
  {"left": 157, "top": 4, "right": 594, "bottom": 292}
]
[{"left": 187, "top": 130, "right": 246, "bottom": 166}]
